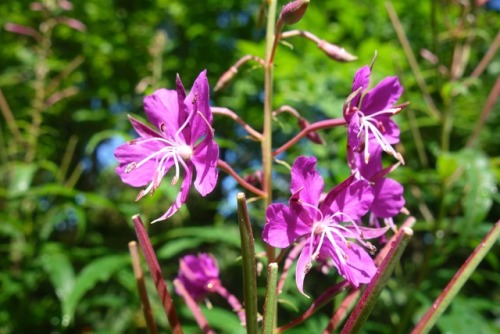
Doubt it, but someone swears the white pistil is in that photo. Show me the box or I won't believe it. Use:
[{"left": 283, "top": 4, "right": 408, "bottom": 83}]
[{"left": 125, "top": 137, "right": 193, "bottom": 200}]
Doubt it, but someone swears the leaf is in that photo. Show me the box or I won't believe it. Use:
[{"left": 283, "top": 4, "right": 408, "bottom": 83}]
[
  {"left": 457, "top": 149, "right": 497, "bottom": 224},
  {"left": 39, "top": 244, "right": 75, "bottom": 304},
  {"left": 7, "top": 162, "right": 37, "bottom": 197},
  {"left": 156, "top": 238, "right": 204, "bottom": 260},
  {"left": 166, "top": 226, "right": 241, "bottom": 248},
  {"left": 61, "top": 254, "right": 130, "bottom": 327}
]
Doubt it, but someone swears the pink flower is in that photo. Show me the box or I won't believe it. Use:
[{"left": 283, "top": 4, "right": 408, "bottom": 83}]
[
  {"left": 114, "top": 71, "right": 219, "bottom": 222},
  {"left": 176, "top": 253, "right": 220, "bottom": 302},
  {"left": 344, "top": 66, "right": 404, "bottom": 164},
  {"left": 263, "top": 156, "right": 388, "bottom": 295}
]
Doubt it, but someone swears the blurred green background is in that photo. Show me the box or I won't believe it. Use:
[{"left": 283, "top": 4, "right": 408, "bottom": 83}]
[{"left": 0, "top": 0, "right": 499, "bottom": 333}]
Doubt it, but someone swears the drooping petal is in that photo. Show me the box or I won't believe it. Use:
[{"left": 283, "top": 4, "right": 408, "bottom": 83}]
[
  {"left": 263, "top": 203, "right": 311, "bottom": 248},
  {"left": 191, "top": 138, "right": 219, "bottom": 196},
  {"left": 152, "top": 164, "right": 193, "bottom": 223},
  {"left": 143, "top": 88, "right": 180, "bottom": 139},
  {"left": 371, "top": 178, "right": 405, "bottom": 218},
  {"left": 295, "top": 241, "right": 313, "bottom": 296},
  {"left": 347, "top": 143, "right": 383, "bottom": 179},
  {"left": 321, "top": 177, "right": 374, "bottom": 222},
  {"left": 290, "top": 156, "right": 324, "bottom": 207},
  {"left": 322, "top": 240, "right": 376, "bottom": 288},
  {"left": 114, "top": 139, "right": 173, "bottom": 187},
  {"left": 361, "top": 76, "right": 403, "bottom": 115}
]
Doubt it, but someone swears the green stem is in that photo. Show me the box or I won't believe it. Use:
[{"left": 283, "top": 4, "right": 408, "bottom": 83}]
[
  {"left": 262, "top": 263, "right": 278, "bottom": 334},
  {"left": 237, "top": 193, "right": 258, "bottom": 334},
  {"left": 340, "top": 227, "right": 414, "bottom": 334},
  {"left": 262, "top": 0, "right": 278, "bottom": 262},
  {"left": 411, "top": 221, "right": 500, "bottom": 334}
]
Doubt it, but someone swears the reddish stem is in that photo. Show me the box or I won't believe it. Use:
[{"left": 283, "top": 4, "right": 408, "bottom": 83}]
[
  {"left": 217, "top": 159, "right": 266, "bottom": 198},
  {"left": 273, "top": 118, "right": 346, "bottom": 156},
  {"left": 132, "top": 215, "right": 183, "bottom": 334},
  {"left": 173, "top": 279, "right": 214, "bottom": 334},
  {"left": 213, "top": 284, "right": 246, "bottom": 325}
]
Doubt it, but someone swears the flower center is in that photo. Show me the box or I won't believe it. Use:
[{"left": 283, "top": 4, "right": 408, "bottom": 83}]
[
  {"left": 125, "top": 137, "right": 193, "bottom": 200},
  {"left": 308, "top": 210, "right": 375, "bottom": 267},
  {"left": 357, "top": 108, "right": 404, "bottom": 164}
]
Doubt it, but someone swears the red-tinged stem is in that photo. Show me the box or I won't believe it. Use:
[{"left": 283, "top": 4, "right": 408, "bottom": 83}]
[
  {"left": 280, "top": 29, "right": 320, "bottom": 43},
  {"left": 213, "top": 284, "right": 246, "bottom": 326},
  {"left": 273, "top": 118, "right": 346, "bottom": 156},
  {"left": 276, "top": 281, "right": 351, "bottom": 333},
  {"left": 128, "top": 241, "right": 159, "bottom": 334},
  {"left": 217, "top": 160, "right": 266, "bottom": 198},
  {"left": 411, "top": 220, "right": 500, "bottom": 334},
  {"left": 211, "top": 106, "right": 263, "bottom": 141},
  {"left": 173, "top": 279, "right": 214, "bottom": 334},
  {"left": 132, "top": 215, "right": 183, "bottom": 334}
]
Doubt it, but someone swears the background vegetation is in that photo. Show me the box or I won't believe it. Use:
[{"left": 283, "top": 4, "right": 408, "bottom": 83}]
[{"left": 0, "top": 0, "right": 498, "bottom": 333}]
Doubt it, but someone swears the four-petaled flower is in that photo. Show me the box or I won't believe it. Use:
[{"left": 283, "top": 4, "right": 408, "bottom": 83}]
[
  {"left": 176, "top": 253, "right": 221, "bottom": 302},
  {"left": 263, "top": 156, "right": 388, "bottom": 295},
  {"left": 344, "top": 65, "right": 404, "bottom": 164},
  {"left": 114, "top": 70, "right": 219, "bottom": 223}
]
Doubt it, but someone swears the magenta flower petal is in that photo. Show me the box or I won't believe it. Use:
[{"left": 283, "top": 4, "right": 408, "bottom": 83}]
[
  {"left": 322, "top": 241, "right": 376, "bottom": 288},
  {"left": 290, "top": 156, "right": 324, "bottom": 207},
  {"left": 371, "top": 178, "right": 405, "bottom": 218},
  {"left": 263, "top": 203, "right": 311, "bottom": 248},
  {"left": 192, "top": 139, "right": 219, "bottom": 196},
  {"left": 362, "top": 76, "right": 403, "bottom": 114},
  {"left": 295, "top": 242, "right": 313, "bottom": 295},
  {"left": 143, "top": 88, "right": 180, "bottom": 138},
  {"left": 321, "top": 177, "right": 374, "bottom": 222}
]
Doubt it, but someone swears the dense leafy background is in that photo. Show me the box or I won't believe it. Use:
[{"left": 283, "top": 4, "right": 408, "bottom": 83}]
[{"left": 0, "top": 0, "right": 498, "bottom": 333}]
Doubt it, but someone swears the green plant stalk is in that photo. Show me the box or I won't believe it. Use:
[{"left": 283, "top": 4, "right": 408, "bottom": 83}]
[
  {"left": 236, "top": 193, "right": 259, "bottom": 334},
  {"left": 262, "top": 263, "right": 278, "bottom": 334},
  {"left": 340, "top": 227, "right": 414, "bottom": 334},
  {"left": 262, "top": 0, "right": 277, "bottom": 262},
  {"left": 411, "top": 221, "right": 500, "bottom": 334}
]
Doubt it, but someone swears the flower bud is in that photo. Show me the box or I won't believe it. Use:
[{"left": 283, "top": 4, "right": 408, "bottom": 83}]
[
  {"left": 318, "top": 40, "right": 357, "bottom": 62},
  {"left": 278, "top": 0, "right": 310, "bottom": 26},
  {"left": 298, "top": 117, "right": 325, "bottom": 145}
]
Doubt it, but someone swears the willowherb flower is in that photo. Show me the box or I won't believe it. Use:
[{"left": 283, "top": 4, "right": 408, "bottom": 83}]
[
  {"left": 263, "top": 156, "right": 388, "bottom": 295},
  {"left": 175, "top": 253, "right": 246, "bottom": 324},
  {"left": 115, "top": 70, "right": 219, "bottom": 223},
  {"left": 344, "top": 65, "right": 404, "bottom": 164},
  {"left": 348, "top": 144, "right": 405, "bottom": 231},
  {"left": 176, "top": 253, "right": 221, "bottom": 302}
]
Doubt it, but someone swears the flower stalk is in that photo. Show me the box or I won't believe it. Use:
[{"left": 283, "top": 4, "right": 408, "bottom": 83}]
[
  {"left": 261, "top": 263, "right": 279, "bottom": 334},
  {"left": 237, "top": 193, "right": 259, "bottom": 334},
  {"left": 132, "top": 215, "right": 183, "bottom": 334}
]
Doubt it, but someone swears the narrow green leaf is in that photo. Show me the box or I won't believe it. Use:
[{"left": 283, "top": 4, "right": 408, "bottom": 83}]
[
  {"left": 237, "top": 193, "right": 258, "bottom": 334},
  {"left": 61, "top": 254, "right": 130, "bottom": 327}
]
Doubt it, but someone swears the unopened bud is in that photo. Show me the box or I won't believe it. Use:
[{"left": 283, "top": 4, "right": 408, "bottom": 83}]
[
  {"left": 317, "top": 40, "right": 357, "bottom": 62},
  {"left": 214, "top": 67, "right": 237, "bottom": 92},
  {"left": 298, "top": 117, "right": 325, "bottom": 145},
  {"left": 278, "top": 0, "right": 310, "bottom": 26}
]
